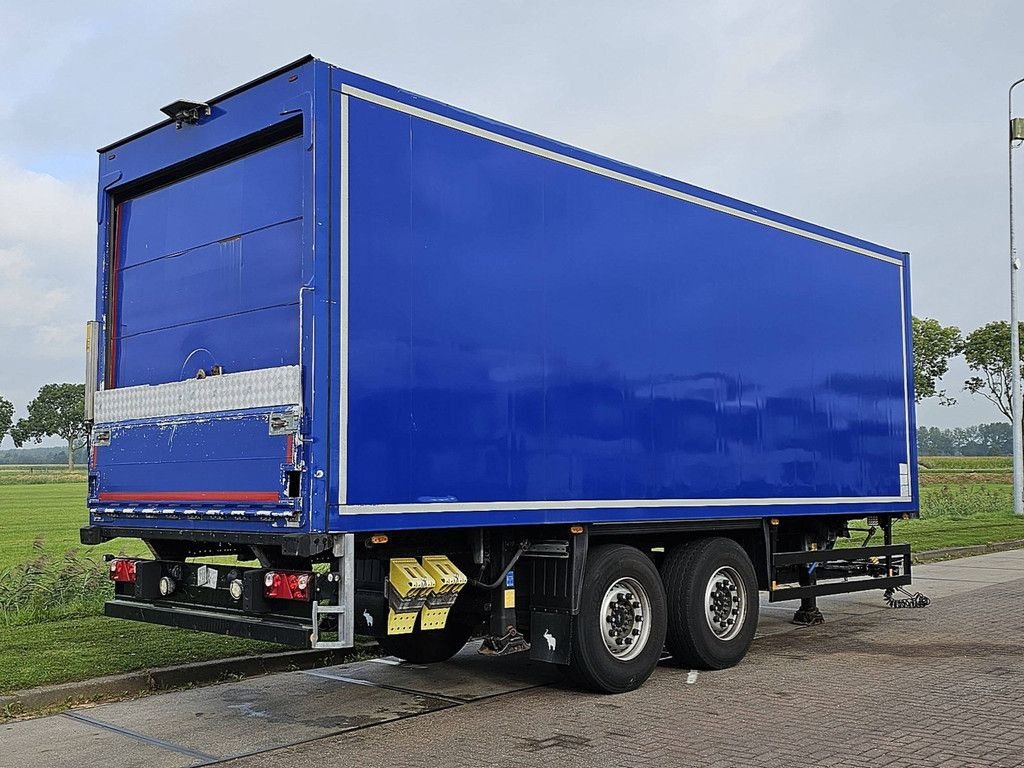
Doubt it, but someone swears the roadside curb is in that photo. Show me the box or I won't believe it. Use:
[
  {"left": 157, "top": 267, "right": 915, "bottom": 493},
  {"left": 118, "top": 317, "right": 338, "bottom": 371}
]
[
  {"left": 1, "top": 643, "right": 376, "bottom": 718},
  {"left": 913, "top": 539, "right": 1024, "bottom": 563}
]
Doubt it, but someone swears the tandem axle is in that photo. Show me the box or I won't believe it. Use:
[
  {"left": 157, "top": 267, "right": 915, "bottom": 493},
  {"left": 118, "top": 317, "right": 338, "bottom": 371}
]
[{"left": 84, "top": 514, "right": 914, "bottom": 693}]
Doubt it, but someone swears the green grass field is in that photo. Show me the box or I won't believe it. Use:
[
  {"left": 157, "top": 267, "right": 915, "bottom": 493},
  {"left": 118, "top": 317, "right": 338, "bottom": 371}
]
[
  {"left": 917, "top": 455, "right": 1011, "bottom": 471},
  {"left": 0, "top": 617, "right": 279, "bottom": 693},
  {"left": 0, "top": 482, "right": 284, "bottom": 694},
  {"left": 0, "top": 465, "right": 88, "bottom": 486},
  {"left": 0, "top": 483, "right": 145, "bottom": 568},
  {"left": 892, "top": 455, "right": 1024, "bottom": 550},
  {"left": 1, "top": 457, "right": 1022, "bottom": 695}
]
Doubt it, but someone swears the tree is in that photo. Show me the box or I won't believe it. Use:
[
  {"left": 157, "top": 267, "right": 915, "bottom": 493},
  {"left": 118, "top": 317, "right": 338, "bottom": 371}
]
[
  {"left": 976, "top": 422, "right": 1013, "bottom": 455},
  {"left": 11, "top": 384, "right": 88, "bottom": 469},
  {"left": 912, "top": 316, "right": 962, "bottom": 404},
  {"left": 916, "top": 423, "right": 1013, "bottom": 456},
  {"left": 962, "top": 320, "right": 1024, "bottom": 422},
  {"left": 0, "top": 396, "right": 12, "bottom": 444},
  {"left": 917, "top": 425, "right": 954, "bottom": 455}
]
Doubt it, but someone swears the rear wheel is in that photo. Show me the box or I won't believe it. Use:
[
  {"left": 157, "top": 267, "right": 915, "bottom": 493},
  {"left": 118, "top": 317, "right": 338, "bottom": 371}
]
[
  {"left": 661, "top": 537, "right": 758, "bottom": 670},
  {"left": 378, "top": 622, "right": 474, "bottom": 664},
  {"left": 567, "top": 544, "right": 667, "bottom": 693}
]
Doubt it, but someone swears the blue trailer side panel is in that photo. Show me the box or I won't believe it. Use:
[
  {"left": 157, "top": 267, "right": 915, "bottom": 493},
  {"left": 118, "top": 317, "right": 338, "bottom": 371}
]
[{"left": 335, "top": 87, "right": 914, "bottom": 529}]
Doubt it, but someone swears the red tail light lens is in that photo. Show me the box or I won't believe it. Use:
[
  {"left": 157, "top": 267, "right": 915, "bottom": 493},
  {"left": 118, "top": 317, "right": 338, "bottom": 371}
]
[
  {"left": 108, "top": 558, "right": 136, "bottom": 583},
  {"left": 263, "top": 570, "right": 313, "bottom": 601}
]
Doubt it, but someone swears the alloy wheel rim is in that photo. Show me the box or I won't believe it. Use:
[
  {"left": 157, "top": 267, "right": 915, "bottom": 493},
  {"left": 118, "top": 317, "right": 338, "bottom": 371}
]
[
  {"left": 600, "top": 577, "right": 652, "bottom": 661},
  {"left": 704, "top": 565, "right": 746, "bottom": 641}
]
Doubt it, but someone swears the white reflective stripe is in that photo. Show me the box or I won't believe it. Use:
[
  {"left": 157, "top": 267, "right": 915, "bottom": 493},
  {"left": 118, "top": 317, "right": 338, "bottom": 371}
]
[
  {"left": 338, "top": 92, "right": 351, "bottom": 508},
  {"left": 94, "top": 365, "right": 302, "bottom": 423},
  {"left": 899, "top": 268, "right": 911, "bottom": 468},
  {"left": 340, "top": 495, "right": 910, "bottom": 515},
  {"left": 340, "top": 84, "right": 905, "bottom": 267}
]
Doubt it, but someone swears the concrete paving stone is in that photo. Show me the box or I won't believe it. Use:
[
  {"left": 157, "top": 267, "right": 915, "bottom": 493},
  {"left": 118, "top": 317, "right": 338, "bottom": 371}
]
[
  {"left": 752, "top": 612, "right": 798, "bottom": 638},
  {"left": 941, "top": 555, "right": 1024, "bottom": 570},
  {"left": 902, "top": 576, "right": 997, "bottom": 599},
  {"left": 918, "top": 548, "right": 1024, "bottom": 567},
  {"left": 322, "top": 641, "right": 561, "bottom": 701},
  {"left": 761, "top": 593, "right": 890, "bottom": 617},
  {"left": 939, "top": 549, "right": 1024, "bottom": 567},
  {"left": 0, "top": 712, "right": 199, "bottom": 768},
  {"left": 912, "top": 564, "right": 1024, "bottom": 582},
  {"left": 75, "top": 669, "right": 453, "bottom": 760}
]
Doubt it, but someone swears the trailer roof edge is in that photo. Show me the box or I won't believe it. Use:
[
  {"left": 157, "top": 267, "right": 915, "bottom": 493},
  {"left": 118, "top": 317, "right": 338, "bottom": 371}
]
[{"left": 96, "top": 55, "right": 317, "bottom": 154}]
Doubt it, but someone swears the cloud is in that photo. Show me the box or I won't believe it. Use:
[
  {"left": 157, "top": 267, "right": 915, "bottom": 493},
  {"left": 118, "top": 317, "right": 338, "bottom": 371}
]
[{"left": 0, "top": 158, "right": 94, "bottom": 442}]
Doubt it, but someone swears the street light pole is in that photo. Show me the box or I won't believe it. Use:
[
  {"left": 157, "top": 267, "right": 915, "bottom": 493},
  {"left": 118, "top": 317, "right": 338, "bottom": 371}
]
[{"left": 1009, "top": 77, "right": 1024, "bottom": 516}]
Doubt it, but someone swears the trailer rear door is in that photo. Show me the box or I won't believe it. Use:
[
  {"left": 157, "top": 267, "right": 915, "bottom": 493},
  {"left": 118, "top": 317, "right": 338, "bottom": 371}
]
[
  {"left": 91, "top": 132, "right": 305, "bottom": 511},
  {"left": 108, "top": 134, "right": 303, "bottom": 387}
]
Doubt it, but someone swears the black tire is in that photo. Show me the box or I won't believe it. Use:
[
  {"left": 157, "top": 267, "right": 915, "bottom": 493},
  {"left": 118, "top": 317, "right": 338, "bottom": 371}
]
[
  {"left": 661, "top": 537, "right": 759, "bottom": 670},
  {"left": 378, "top": 622, "right": 474, "bottom": 664},
  {"left": 566, "top": 544, "right": 668, "bottom": 693}
]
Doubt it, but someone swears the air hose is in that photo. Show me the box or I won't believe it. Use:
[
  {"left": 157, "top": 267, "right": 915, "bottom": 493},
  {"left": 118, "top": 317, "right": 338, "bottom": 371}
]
[{"left": 468, "top": 543, "right": 528, "bottom": 590}]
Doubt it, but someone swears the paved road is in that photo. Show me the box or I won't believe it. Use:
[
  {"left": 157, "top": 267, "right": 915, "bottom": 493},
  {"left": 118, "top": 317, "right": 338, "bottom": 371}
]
[{"left": 4, "top": 550, "right": 1023, "bottom": 768}]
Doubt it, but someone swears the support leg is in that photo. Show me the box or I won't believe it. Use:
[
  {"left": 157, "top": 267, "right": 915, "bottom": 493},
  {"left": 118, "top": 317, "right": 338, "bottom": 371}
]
[
  {"left": 791, "top": 540, "right": 825, "bottom": 626},
  {"left": 792, "top": 594, "right": 824, "bottom": 626},
  {"left": 479, "top": 533, "right": 529, "bottom": 655}
]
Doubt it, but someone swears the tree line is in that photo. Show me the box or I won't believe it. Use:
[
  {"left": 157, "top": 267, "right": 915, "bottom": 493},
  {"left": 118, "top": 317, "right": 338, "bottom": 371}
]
[
  {"left": 0, "top": 384, "right": 88, "bottom": 469},
  {"left": 917, "top": 423, "right": 1012, "bottom": 456}
]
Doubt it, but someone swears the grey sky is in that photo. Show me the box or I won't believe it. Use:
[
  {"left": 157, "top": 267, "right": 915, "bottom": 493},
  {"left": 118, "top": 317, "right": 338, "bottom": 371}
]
[{"left": 1, "top": 1, "right": 1022, "bottom": 446}]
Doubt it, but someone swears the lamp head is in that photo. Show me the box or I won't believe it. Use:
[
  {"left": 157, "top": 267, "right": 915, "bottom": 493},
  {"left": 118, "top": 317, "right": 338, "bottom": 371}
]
[{"left": 1012, "top": 117, "right": 1024, "bottom": 142}]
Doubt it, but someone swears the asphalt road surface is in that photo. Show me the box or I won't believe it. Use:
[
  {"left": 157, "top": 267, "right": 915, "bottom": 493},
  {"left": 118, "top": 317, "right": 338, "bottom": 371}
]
[{"left": 4, "top": 550, "right": 1023, "bottom": 768}]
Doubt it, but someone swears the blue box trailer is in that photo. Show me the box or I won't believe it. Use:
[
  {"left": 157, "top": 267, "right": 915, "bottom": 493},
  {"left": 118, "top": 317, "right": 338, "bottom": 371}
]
[{"left": 82, "top": 56, "right": 919, "bottom": 692}]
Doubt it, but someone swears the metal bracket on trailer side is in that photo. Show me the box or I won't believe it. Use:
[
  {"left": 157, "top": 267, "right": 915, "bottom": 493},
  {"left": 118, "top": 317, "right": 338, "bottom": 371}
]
[
  {"left": 768, "top": 543, "right": 913, "bottom": 602},
  {"left": 310, "top": 533, "right": 355, "bottom": 649}
]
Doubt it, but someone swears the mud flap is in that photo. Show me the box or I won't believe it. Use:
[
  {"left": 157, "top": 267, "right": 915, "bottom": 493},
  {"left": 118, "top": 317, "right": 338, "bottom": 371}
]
[{"left": 529, "top": 609, "right": 572, "bottom": 665}]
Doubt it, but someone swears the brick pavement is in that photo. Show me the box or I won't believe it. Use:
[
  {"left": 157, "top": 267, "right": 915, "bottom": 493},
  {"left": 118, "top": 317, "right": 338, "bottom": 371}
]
[{"left": 221, "top": 577, "right": 1024, "bottom": 768}]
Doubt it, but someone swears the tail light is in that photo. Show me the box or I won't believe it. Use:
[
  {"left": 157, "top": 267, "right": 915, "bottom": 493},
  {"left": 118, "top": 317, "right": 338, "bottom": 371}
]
[
  {"left": 263, "top": 570, "right": 313, "bottom": 601},
  {"left": 108, "top": 558, "right": 136, "bottom": 583}
]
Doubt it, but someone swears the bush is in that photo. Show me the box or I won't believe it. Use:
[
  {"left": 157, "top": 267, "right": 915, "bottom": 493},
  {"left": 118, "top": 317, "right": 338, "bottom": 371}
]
[
  {"left": 918, "top": 456, "right": 1011, "bottom": 471},
  {"left": 918, "top": 483, "right": 1011, "bottom": 520},
  {"left": 0, "top": 540, "right": 113, "bottom": 627}
]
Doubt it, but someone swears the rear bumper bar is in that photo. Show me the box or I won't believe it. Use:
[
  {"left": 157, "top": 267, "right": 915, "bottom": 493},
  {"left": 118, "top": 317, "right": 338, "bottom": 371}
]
[{"left": 105, "top": 598, "right": 314, "bottom": 647}]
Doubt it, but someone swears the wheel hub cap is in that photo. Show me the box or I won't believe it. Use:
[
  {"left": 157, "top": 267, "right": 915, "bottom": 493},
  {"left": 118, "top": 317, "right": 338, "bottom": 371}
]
[
  {"left": 600, "top": 577, "right": 652, "bottom": 661},
  {"left": 704, "top": 566, "right": 746, "bottom": 641}
]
